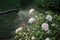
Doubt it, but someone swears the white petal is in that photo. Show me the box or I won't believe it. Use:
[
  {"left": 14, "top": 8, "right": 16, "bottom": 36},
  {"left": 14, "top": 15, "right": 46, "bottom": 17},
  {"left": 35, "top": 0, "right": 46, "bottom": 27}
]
[
  {"left": 29, "top": 9, "right": 35, "bottom": 14},
  {"left": 31, "top": 36, "right": 35, "bottom": 40},
  {"left": 28, "top": 18, "right": 35, "bottom": 24},
  {"left": 15, "top": 27, "right": 23, "bottom": 33},
  {"left": 46, "top": 15, "right": 52, "bottom": 21},
  {"left": 45, "top": 38, "right": 50, "bottom": 40},
  {"left": 41, "top": 23, "right": 49, "bottom": 31}
]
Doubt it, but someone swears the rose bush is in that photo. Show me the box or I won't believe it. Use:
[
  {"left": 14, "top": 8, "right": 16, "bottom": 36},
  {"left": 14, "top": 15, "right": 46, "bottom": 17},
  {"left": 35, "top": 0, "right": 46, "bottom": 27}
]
[{"left": 13, "top": 9, "right": 60, "bottom": 40}]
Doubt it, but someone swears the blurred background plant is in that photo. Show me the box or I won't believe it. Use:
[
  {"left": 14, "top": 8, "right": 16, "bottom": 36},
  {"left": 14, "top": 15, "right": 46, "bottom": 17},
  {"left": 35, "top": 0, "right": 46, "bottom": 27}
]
[{"left": 0, "top": 0, "right": 60, "bottom": 12}]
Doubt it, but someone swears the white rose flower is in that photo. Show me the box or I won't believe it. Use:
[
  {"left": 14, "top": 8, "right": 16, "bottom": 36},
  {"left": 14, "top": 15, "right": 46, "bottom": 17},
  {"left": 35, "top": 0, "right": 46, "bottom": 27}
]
[
  {"left": 45, "top": 37, "right": 50, "bottom": 40},
  {"left": 29, "top": 9, "right": 35, "bottom": 14},
  {"left": 31, "top": 36, "right": 35, "bottom": 40},
  {"left": 41, "top": 23, "right": 49, "bottom": 31},
  {"left": 15, "top": 27, "right": 23, "bottom": 33},
  {"left": 28, "top": 18, "right": 35, "bottom": 24},
  {"left": 46, "top": 15, "right": 52, "bottom": 21}
]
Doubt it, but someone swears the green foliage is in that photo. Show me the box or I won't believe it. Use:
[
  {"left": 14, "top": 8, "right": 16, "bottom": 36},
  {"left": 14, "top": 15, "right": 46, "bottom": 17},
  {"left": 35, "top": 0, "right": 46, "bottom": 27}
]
[{"left": 13, "top": 10, "right": 60, "bottom": 40}]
